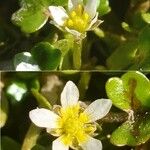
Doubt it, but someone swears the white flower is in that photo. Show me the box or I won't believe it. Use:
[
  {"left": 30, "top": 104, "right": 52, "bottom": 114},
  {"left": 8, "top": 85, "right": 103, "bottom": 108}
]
[
  {"left": 48, "top": 0, "right": 102, "bottom": 38},
  {"left": 29, "top": 81, "right": 112, "bottom": 150}
]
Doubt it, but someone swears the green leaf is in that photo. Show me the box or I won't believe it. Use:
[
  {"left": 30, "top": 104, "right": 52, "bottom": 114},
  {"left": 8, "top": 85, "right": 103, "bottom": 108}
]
[
  {"left": 110, "top": 121, "right": 137, "bottom": 146},
  {"left": 32, "top": 145, "right": 46, "bottom": 150},
  {"left": 22, "top": 124, "right": 41, "bottom": 150},
  {"left": 142, "top": 12, "right": 150, "bottom": 24},
  {"left": 106, "top": 71, "right": 150, "bottom": 111},
  {"left": 14, "top": 52, "right": 40, "bottom": 71},
  {"left": 129, "top": 25, "right": 150, "bottom": 70},
  {"left": 138, "top": 25, "right": 150, "bottom": 52},
  {"left": 106, "top": 41, "right": 138, "bottom": 70},
  {"left": 97, "top": 0, "right": 111, "bottom": 16},
  {"left": 0, "top": 92, "right": 9, "bottom": 128},
  {"left": 110, "top": 114, "right": 150, "bottom": 146},
  {"left": 49, "top": 0, "right": 68, "bottom": 6},
  {"left": 137, "top": 113, "right": 150, "bottom": 144},
  {"left": 6, "top": 81, "right": 27, "bottom": 102},
  {"left": 131, "top": 12, "right": 147, "bottom": 30},
  {"left": 138, "top": 25, "right": 150, "bottom": 70},
  {"left": 31, "top": 42, "right": 61, "bottom": 70},
  {"left": 11, "top": 0, "right": 69, "bottom": 33},
  {"left": 1, "top": 136, "right": 21, "bottom": 150},
  {"left": 54, "top": 39, "right": 72, "bottom": 56},
  {"left": 11, "top": 0, "right": 50, "bottom": 33},
  {"left": 122, "top": 71, "right": 150, "bottom": 108},
  {"left": 106, "top": 77, "right": 131, "bottom": 111}
]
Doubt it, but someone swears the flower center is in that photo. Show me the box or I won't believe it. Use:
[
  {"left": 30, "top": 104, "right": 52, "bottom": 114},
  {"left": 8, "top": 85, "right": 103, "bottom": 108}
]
[
  {"left": 64, "top": 4, "right": 90, "bottom": 33},
  {"left": 57, "top": 104, "right": 96, "bottom": 146}
]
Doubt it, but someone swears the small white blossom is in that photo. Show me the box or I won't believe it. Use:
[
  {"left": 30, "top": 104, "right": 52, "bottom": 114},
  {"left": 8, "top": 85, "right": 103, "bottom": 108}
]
[
  {"left": 48, "top": 0, "right": 102, "bottom": 38},
  {"left": 29, "top": 81, "right": 112, "bottom": 150}
]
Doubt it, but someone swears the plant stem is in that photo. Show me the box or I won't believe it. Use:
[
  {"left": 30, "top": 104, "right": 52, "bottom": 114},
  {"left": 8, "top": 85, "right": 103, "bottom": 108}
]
[
  {"left": 21, "top": 124, "right": 41, "bottom": 150},
  {"left": 31, "top": 89, "right": 52, "bottom": 110},
  {"left": 73, "top": 39, "right": 82, "bottom": 69},
  {"left": 100, "top": 112, "right": 128, "bottom": 123}
]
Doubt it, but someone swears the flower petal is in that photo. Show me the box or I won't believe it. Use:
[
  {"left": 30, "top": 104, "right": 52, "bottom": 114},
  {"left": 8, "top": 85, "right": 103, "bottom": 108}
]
[
  {"left": 87, "top": 13, "right": 103, "bottom": 30},
  {"left": 84, "top": 99, "right": 112, "bottom": 122},
  {"left": 81, "top": 136, "right": 102, "bottom": 150},
  {"left": 49, "top": 6, "right": 68, "bottom": 26},
  {"left": 85, "top": 0, "right": 99, "bottom": 19},
  {"left": 29, "top": 108, "right": 60, "bottom": 128},
  {"left": 52, "top": 137, "right": 69, "bottom": 150},
  {"left": 68, "top": 0, "right": 83, "bottom": 11},
  {"left": 61, "top": 81, "right": 79, "bottom": 108},
  {"left": 65, "top": 27, "right": 82, "bottom": 36}
]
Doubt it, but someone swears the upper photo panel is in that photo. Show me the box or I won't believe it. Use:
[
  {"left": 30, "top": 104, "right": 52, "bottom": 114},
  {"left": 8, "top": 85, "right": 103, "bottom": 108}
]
[{"left": 0, "top": 0, "right": 150, "bottom": 71}]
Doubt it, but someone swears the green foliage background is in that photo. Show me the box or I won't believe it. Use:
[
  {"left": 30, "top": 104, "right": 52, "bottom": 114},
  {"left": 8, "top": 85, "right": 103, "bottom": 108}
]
[{"left": 0, "top": 0, "right": 149, "bottom": 70}]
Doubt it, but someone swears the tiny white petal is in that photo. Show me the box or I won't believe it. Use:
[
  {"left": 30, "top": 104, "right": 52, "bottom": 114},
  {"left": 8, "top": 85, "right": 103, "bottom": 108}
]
[
  {"left": 16, "top": 62, "right": 41, "bottom": 71},
  {"left": 81, "top": 136, "right": 102, "bottom": 150},
  {"left": 52, "top": 137, "right": 69, "bottom": 150},
  {"left": 89, "top": 20, "right": 103, "bottom": 30},
  {"left": 84, "top": 99, "right": 112, "bottom": 122},
  {"left": 65, "top": 27, "right": 82, "bottom": 37},
  {"left": 50, "top": 20, "right": 64, "bottom": 31},
  {"left": 61, "top": 81, "right": 79, "bottom": 108},
  {"left": 87, "top": 13, "right": 100, "bottom": 30},
  {"left": 29, "top": 108, "right": 60, "bottom": 128},
  {"left": 49, "top": 6, "right": 68, "bottom": 26},
  {"left": 85, "top": 0, "right": 99, "bottom": 19},
  {"left": 68, "top": 0, "right": 83, "bottom": 11}
]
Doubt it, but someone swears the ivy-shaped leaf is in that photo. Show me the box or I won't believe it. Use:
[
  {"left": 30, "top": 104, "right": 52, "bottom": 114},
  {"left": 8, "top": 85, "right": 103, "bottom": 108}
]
[
  {"left": 11, "top": 0, "right": 68, "bottom": 33},
  {"left": 122, "top": 71, "right": 150, "bottom": 108},
  {"left": 106, "top": 77, "right": 131, "bottom": 111},
  {"left": 111, "top": 113, "right": 150, "bottom": 146},
  {"left": 31, "top": 42, "right": 61, "bottom": 70},
  {"left": 106, "top": 71, "right": 150, "bottom": 111},
  {"left": 106, "top": 41, "right": 138, "bottom": 70},
  {"left": 11, "top": 0, "right": 50, "bottom": 33},
  {"left": 129, "top": 25, "right": 150, "bottom": 70},
  {"left": 14, "top": 52, "right": 40, "bottom": 71}
]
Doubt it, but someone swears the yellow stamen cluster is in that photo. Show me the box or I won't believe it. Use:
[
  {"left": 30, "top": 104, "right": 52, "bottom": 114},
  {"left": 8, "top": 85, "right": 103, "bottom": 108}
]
[
  {"left": 65, "top": 4, "right": 90, "bottom": 33},
  {"left": 56, "top": 104, "right": 96, "bottom": 146}
]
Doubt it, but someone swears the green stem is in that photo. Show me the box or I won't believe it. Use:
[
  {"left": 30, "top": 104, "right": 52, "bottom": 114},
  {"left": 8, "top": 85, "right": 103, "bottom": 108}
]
[
  {"left": 21, "top": 124, "right": 41, "bottom": 150},
  {"left": 73, "top": 40, "right": 82, "bottom": 69},
  {"left": 31, "top": 89, "right": 52, "bottom": 110},
  {"left": 59, "top": 56, "right": 64, "bottom": 70},
  {"left": 78, "top": 72, "right": 91, "bottom": 100},
  {"left": 100, "top": 112, "right": 128, "bottom": 123}
]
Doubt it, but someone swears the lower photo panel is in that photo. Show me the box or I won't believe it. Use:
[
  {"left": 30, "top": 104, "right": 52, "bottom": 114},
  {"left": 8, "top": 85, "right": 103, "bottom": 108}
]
[{"left": 1, "top": 71, "right": 150, "bottom": 150}]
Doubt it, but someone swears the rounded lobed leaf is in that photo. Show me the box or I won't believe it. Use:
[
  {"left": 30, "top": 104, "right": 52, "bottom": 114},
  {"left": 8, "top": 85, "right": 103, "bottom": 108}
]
[
  {"left": 122, "top": 71, "right": 150, "bottom": 108},
  {"left": 106, "top": 71, "right": 150, "bottom": 111},
  {"left": 31, "top": 42, "right": 61, "bottom": 70},
  {"left": 111, "top": 113, "right": 150, "bottom": 146},
  {"left": 106, "top": 77, "right": 131, "bottom": 111}
]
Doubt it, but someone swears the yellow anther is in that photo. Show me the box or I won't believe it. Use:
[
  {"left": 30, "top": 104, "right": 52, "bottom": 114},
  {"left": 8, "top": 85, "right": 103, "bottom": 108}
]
[
  {"left": 70, "top": 11, "right": 76, "bottom": 18},
  {"left": 77, "top": 4, "right": 83, "bottom": 15},
  {"left": 64, "top": 5, "right": 90, "bottom": 33},
  {"left": 57, "top": 105, "right": 95, "bottom": 145},
  {"left": 83, "top": 12, "right": 89, "bottom": 21},
  {"left": 67, "top": 19, "right": 74, "bottom": 27}
]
